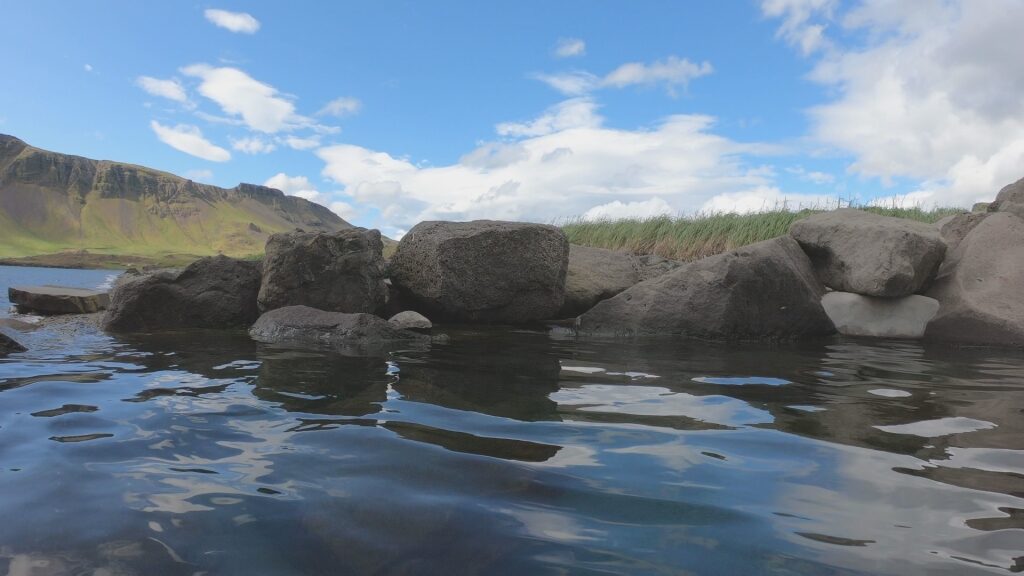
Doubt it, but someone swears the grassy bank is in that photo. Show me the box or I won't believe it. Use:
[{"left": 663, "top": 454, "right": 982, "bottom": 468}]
[{"left": 562, "top": 206, "right": 963, "bottom": 262}]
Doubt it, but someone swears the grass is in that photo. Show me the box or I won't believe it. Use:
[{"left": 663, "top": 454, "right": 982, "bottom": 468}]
[{"left": 562, "top": 205, "right": 964, "bottom": 262}]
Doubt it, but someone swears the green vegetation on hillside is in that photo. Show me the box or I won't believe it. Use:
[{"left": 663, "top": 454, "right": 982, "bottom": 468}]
[{"left": 563, "top": 206, "right": 963, "bottom": 262}]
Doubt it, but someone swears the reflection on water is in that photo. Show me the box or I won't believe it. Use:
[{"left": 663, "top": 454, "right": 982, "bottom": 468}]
[{"left": 1, "top": 275, "right": 1024, "bottom": 573}]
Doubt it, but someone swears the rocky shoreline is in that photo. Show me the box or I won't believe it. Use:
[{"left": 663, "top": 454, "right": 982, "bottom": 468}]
[{"left": 4, "top": 177, "right": 1024, "bottom": 354}]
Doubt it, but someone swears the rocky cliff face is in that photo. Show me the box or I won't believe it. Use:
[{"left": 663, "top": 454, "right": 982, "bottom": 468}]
[{"left": 0, "top": 134, "right": 350, "bottom": 258}]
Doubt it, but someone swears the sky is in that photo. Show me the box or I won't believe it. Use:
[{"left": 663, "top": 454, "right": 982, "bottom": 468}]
[{"left": 3, "top": 0, "right": 1024, "bottom": 238}]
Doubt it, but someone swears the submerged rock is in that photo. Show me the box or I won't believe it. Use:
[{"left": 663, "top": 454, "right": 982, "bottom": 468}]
[
  {"left": 389, "top": 220, "right": 569, "bottom": 323},
  {"left": 822, "top": 292, "right": 939, "bottom": 339},
  {"left": 0, "top": 331, "right": 26, "bottom": 354},
  {"left": 926, "top": 212, "right": 1024, "bottom": 346},
  {"left": 790, "top": 209, "right": 946, "bottom": 297},
  {"left": 250, "top": 305, "right": 427, "bottom": 352},
  {"left": 258, "top": 227, "right": 386, "bottom": 314},
  {"left": 8, "top": 285, "right": 109, "bottom": 315},
  {"left": 577, "top": 236, "right": 835, "bottom": 340},
  {"left": 102, "top": 255, "right": 261, "bottom": 332},
  {"left": 388, "top": 310, "right": 432, "bottom": 332}
]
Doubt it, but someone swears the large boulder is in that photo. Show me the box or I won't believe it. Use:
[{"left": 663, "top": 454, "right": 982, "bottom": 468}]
[
  {"left": 258, "top": 228, "right": 386, "bottom": 314},
  {"left": 389, "top": 220, "right": 569, "bottom": 323},
  {"left": 250, "top": 305, "right": 427, "bottom": 353},
  {"left": 0, "top": 331, "right": 26, "bottom": 354},
  {"left": 822, "top": 292, "right": 939, "bottom": 339},
  {"left": 559, "top": 245, "right": 642, "bottom": 318},
  {"left": 388, "top": 310, "right": 432, "bottom": 332},
  {"left": 925, "top": 212, "right": 1024, "bottom": 346},
  {"left": 102, "top": 255, "right": 261, "bottom": 332},
  {"left": 8, "top": 285, "right": 109, "bottom": 315},
  {"left": 789, "top": 209, "right": 946, "bottom": 297},
  {"left": 577, "top": 236, "right": 835, "bottom": 340},
  {"left": 935, "top": 212, "right": 988, "bottom": 251},
  {"left": 990, "top": 176, "right": 1024, "bottom": 218}
]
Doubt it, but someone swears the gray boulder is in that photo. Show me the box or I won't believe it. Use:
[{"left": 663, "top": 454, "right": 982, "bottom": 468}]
[
  {"left": 990, "top": 176, "right": 1024, "bottom": 218},
  {"left": 0, "top": 331, "right": 25, "bottom": 354},
  {"left": 822, "top": 292, "right": 939, "bottom": 339},
  {"left": 936, "top": 211, "right": 988, "bottom": 251},
  {"left": 8, "top": 285, "right": 109, "bottom": 315},
  {"left": 102, "top": 255, "right": 261, "bottom": 332},
  {"left": 258, "top": 228, "right": 386, "bottom": 314},
  {"left": 388, "top": 310, "right": 432, "bottom": 332},
  {"left": 790, "top": 208, "right": 946, "bottom": 297},
  {"left": 250, "top": 305, "right": 427, "bottom": 353},
  {"left": 559, "top": 246, "right": 687, "bottom": 318},
  {"left": 577, "top": 236, "right": 835, "bottom": 340},
  {"left": 925, "top": 212, "right": 1024, "bottom": 346},
  {"left": 389, "top": 220, "right": 569, "bottom": 323}
]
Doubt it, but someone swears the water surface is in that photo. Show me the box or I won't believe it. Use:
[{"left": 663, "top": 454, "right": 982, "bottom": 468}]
[{"left": 1, "top": 266, "right": 1023, "bottom": 575}]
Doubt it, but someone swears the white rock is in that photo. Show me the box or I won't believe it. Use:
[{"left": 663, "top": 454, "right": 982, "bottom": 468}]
[{"left": 822, "top": 291, "right": 939, "bottom": 339}]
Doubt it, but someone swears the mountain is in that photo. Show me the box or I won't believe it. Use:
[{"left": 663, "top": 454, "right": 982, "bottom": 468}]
[{"left": 0, "top": 134, "right": 350, "bottom": 266}]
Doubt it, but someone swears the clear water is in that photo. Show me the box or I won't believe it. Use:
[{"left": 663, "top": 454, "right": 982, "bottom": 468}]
[{"left": 0, "top": 266, "right": 1022, "bottom": 575}]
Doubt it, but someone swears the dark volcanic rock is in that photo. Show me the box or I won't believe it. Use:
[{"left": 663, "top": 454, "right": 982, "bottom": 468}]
[
  {"left": 250, "top": 305, "right": 427, "bottom": 353},
  {"left": 0, "top": 331, "right": 26, "bottom": 354},
  {"left": 559, "top": 245, "right": 641, "bottom": 318},
  {"left": 790, "top": 208, "right": 946, "bottom": 297},
  {"left": 577, "top": 236, "right": 834, "bottom": 340},
  {"left": 8, "top": 285, "right": 109, "bottom": 315},
  {"left": 388, "top": 310, "right": 432, "bottom": 332},
  {"left": 102, "top": 255, "right": 261, "bottom": 332},
  {"left": 926, "top": 212, "right": 1024, "bottom": 346},
  {"left": 389, "top": 220, "right": 569, "bottom": 323},
  {"left": 258, "top": 228, "right": 386, "bottom": 314}
]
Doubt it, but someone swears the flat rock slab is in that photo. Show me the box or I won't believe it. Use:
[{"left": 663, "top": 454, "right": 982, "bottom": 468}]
[
  {"left": 9, "top": 285, "right": 109, "bottom": 315},
  {"left": 251, "top": 305, "right": 428, "bottom": 355},
  {"left": 0, "top": 331, "right": 26, "bottom": 354},
  {"left": 822, "top": 291, "right": 939, "bottom": 339}
]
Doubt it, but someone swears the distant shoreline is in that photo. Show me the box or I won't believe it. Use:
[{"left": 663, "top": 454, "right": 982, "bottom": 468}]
[{"left": 0, "top": 252, "right": 214, "bottom": 270}]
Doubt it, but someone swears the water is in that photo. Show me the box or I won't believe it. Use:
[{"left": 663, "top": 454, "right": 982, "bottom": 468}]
[{"left": 1, "top": 266, "right": 1023, "bottom": 575}]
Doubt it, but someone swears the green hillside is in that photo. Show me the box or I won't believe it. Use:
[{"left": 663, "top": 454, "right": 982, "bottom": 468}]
[{"left": 0, "top": 134, "right": 350, "bottom": 266}]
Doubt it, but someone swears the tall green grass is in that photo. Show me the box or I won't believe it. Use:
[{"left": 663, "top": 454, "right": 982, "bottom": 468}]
[{"left": 562, "top": 205, "right": 963, "bottom": 262}]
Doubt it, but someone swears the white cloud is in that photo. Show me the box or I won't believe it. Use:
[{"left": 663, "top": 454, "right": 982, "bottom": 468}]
[
  {"left": 136, "top": 76, "right": 188, "bottom": 104},
  {"left": 535, "top": 56, "right": 713, "bottom": 97},
  {"left": 318, "top": 97, "right": 362, "bottom": 117},
  {"left": 231, "top": 136, "right": 276, "bottom": 154},
  {"left": 282, "top": 135, "right": 321, "bottom": 150},
  {"left": 318, "top": 101, "right": 774, "bottom": 234},
  {"left": 554, "top": 38, "right": 586, "bottom": 58},
  {"left": 184, "top": 169, "right": 214, "bottom": 183},
  {"left": 761, "top": 0, "right": 837, "bottom": 55},
  {"left": 603, "top": 56, "right": 713, "bottom": 95},
  {"left": 329, "top": 201, "right": 358, "bottom": 221},
  {"left": 700, "top": 186, "right": 834, "bottom": 214},
  {"left": 767, "top": 0, "right": 1024, "bottom": 207},
  {"left": 264, "top": 173, "right": 321, "bottom": 202},
  {"left": 181, "top": 64, "right": 308, "bottom": 133},
  {"left": 150, "top": 121, "right": 230, "bottom": 162},
  {"left": 583, "top": 198, "right": 674, "bottom": 220},
  {"left": 496, "top": 98, "right": 602, "bottom": 137},
  {"left": 787, "top": 165, "right": 835, "bottom": 184},
  {"left": 204, "top": 9, "right": 260, "bottom": 34},
  {"left": 84, "top": 64, "right": 93, "bottom": 72}
]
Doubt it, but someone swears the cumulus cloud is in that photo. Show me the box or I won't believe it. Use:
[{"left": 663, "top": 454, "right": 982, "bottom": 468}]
[
  {"left": 536, "top": 56, "right": 713, "bottom": 96},
  {"left": 181, "top": 64, "right": 310, "bottom": 133},
  {"left": 329, "top": 201, "right": 359, "bottom": 221},
  {"left": 231, "top": 136, "right": 276, "bottom": 154},
  {"left": 317, "top": 101, "right": 774, "bottom": 235},
  {"left": 583, "top": 198, "right": 674, "bottom": 220},
  {"left": 554, "top": 38, "right": 586, "bottom": 58},
  {"left": 204, "top": 9, "right": 260, "bottom": 34},
  {"left": 761, "top": 0, "right": 836, "bottom": 55},
  {"left": 150, "top": 121, "right": 230, "bottom": 162},
  {"left": 700, "top": 186, "right": 835, "bottom": 214},
  {"left": 136, "top": 76, "right": 188, "bottom": 103},
  {"left": 263, "top": 173, "right": 321, "bottom": 201},
  {"left": 766, "top": 0, "right": 1024, "bottom": 207},
  {"left": 318, "top": 97, "right": 362, "bottom": 117},
  {"left": 282, "top": 135, "right": 321, "bottom": 150}
]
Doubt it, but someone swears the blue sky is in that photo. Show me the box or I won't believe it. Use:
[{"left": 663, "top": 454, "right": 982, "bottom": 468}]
[{"left": 4, "top": 1, "right": 1023, "bottom": 237}]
